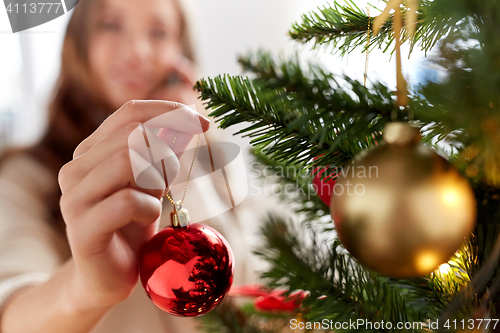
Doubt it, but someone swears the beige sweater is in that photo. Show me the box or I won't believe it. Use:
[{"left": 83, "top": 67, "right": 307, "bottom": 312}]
[{"left": 0, "top": 148, "right": 268, "bottom": 332}]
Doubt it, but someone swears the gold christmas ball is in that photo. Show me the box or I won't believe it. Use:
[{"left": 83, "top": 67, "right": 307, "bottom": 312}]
[{"left": 330, "top": 123, "right": 477, "bottom": 278}]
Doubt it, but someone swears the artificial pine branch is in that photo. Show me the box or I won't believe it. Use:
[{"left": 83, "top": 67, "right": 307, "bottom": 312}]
[
  {"left": 200, "top": 50, "right": 496, "bottom": 183},
  {"left": 198, "top": 298, "right": 264, "bottom": 333},
  {"left": 288, "top": 0, "right": 451, "bottom": 55},
  {"left": 254, "top": 214, "right": 434, "bottom": 331},
  {"left": 251, "top": 148, "right": 330, "bottom": 223},
  {"left": 289, "top": 0, "right": 393, "bottom": 55},
  {"left": 195, "top": 52, "right": 406, "bottom": 179},
  {"left": 193, "top": 0, "right": 500, "bottom": 328}
]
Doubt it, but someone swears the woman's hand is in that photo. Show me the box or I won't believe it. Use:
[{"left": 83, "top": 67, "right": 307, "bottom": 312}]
[{"left": 58, "top": 100, "right": 210, "bottom": 309}]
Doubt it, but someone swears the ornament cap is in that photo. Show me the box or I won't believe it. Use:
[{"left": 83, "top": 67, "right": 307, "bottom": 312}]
[
  {"left": 383, "top": 122, "right": 421, "bottom": 145},
  {"left": 170, "top": 201, "right": 190, "bottom": 227}
]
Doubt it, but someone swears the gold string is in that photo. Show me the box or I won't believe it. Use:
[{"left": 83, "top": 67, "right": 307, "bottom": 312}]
[
  {"left": 364, "top": 7, "right": 371, "bottom": 87},
  {"left": 394, "top": 8, "right": 408, "bottom": 109},
  {"left": 171, "top": 133, "right": 179, "bottom": 147},
  {"left": 163, "top": 134, "right": 200, "bottom": 205},
  {"left": 371, "top": 0, "right": 416, "bottom": 119}
]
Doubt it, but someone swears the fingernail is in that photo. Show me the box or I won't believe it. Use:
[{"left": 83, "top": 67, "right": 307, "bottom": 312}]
[{"left": 199, "top": 114, "right": 211, "bottom": 132}]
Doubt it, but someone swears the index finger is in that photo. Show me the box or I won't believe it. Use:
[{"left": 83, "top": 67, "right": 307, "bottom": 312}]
[{"left": 74, "top": 100, "right": 210, "bottom": 159}]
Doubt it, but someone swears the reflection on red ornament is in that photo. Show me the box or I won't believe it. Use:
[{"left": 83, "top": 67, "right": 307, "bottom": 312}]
[{"left": 139, "top": 223, "right": 234, "bottom": 317}]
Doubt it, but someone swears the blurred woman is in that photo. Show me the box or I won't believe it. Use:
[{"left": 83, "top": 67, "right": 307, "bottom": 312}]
[{"left": 0, "top": 0, "right": 262, "bottom": 331}]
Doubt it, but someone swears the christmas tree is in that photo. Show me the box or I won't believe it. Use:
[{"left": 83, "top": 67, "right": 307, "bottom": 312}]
[{"left": 193, "top": 0, "right": 500, "bottom": 331}]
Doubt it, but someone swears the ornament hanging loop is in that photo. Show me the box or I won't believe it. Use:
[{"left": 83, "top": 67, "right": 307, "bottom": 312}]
[
  {"left": 170, "top": 204, "right": 179, "bottom": 227},
  {"left": 364, "top": 6, "right": 371, "bottom": 87},
  {"left": 170, "top": 201, "right": 190, "bottom": 228},
  {"left": 383, "top": 122, "right": 420, "bottom": 145},
  {"left": 394, "top": 8, "right": 408, "bottom": 110}
]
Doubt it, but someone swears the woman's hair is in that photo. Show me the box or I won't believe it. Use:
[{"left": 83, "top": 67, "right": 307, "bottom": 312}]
[{"left": 0, "top": 0, "right": 196, "bottom": 234}]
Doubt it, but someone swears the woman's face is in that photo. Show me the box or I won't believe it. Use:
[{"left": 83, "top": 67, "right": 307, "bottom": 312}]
[{"left": 88, "top": 0, "right": 183, "bottom": 109}]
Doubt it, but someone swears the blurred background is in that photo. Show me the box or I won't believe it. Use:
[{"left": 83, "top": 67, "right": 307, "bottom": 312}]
[{"left": 0, "top": 0, "right": 426, "bottom": 151}]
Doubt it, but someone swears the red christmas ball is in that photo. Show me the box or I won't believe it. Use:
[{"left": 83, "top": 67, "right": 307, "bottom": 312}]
[{"left": 139, "top": 223, "right": 234, "bottom": 317}]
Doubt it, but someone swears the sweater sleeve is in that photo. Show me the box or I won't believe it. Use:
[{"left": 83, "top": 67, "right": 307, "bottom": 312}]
[
  {"left": 0, "top": 154, "right": 71, "bottom": 318},
  {"left": 0, "top": 273, "right": 51, "bottom": 315}
]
